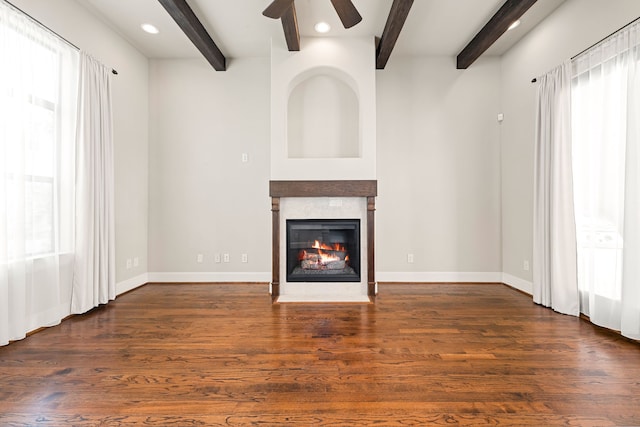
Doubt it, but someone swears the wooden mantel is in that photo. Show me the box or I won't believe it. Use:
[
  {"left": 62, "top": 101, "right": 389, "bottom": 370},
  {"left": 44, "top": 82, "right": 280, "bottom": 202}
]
[{"left": 269, "top": 180, "right": 377, "bottom": 302}]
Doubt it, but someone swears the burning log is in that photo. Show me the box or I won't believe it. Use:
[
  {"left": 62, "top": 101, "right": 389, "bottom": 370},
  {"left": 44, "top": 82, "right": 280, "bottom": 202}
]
[
  {"left": 301, "top": 259, "right": 346, "bottom": 270},
  {"left": 298, "top": 240, "right": 350, "bottom": 271}
]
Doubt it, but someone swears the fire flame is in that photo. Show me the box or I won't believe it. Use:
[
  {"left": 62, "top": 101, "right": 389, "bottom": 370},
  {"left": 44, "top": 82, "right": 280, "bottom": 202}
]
[
  {"left": 312, "top": 240, "right": 345, "bottom": 252},
  {"left": 316, "top": 249, "right": 340, "bottom": 264}
]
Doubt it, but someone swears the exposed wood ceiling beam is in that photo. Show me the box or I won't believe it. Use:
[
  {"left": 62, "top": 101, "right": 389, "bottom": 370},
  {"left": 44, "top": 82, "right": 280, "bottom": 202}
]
[
  {"left": 456, "top": 0, "right": 537, "bottom": 69},
  {"left": 281, "top": 2, "right": 300, "bottom": 51},
  {"left": 262, "top": 0, "right": 294, "bottom": 19},
  {"left": 330, "top": 0, "right": 362, "bottom": 29},
  {"left": 376, "top": 0, "right": 414, "bottom": 70},
  {"left": 157, "top": 0, "right": 226, "bottom": 71}
]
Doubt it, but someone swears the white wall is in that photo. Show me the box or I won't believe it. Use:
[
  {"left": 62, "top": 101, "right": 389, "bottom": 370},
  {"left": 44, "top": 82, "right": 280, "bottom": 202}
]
[
  {"left": 271, "top": 37, "right": 377, "bottom": 181},
  {"left": 376, "top": 56, "right": 502, "bottom": 281},
  {"left": 500, "top": 0, "right": 640, "bottom": 287},
  {"left": 10, "top": 0, "right": 150, "bottom": 289},
  {"left": 148, "top": 54, "right": 502, "bottom": 283},
  {"left": 148, "top": 57, "right": 271, "bottom": 280}
]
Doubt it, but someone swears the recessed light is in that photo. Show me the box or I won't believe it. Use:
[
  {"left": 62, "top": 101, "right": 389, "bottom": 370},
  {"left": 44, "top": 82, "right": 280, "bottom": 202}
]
[
  {"left": 508, "top": 20, "right": 521, "bottom": 31},
  {"left": 314, "top": 22, "right": 331, "bottom": 34},
  {"left": 141, "top": 23, "right": 159, "bottom": 34}
]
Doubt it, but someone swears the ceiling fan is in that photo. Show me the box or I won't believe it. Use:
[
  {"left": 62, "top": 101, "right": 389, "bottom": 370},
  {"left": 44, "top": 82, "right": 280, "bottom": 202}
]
[{"left": 262, "top": 0, "right": 363, "bottom": 29}]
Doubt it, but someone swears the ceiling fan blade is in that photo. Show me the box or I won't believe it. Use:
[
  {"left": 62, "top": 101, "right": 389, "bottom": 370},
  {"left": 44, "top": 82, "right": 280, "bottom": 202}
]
[
  {"left": 262, "top": 0, "right": 294, "bottom": 19},
  {"left": 330, "top": 0, "right": 362, "bottom": 28}
]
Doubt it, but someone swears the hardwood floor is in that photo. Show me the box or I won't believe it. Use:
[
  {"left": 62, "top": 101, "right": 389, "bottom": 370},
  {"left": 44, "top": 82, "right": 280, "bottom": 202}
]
[{"left": 1, "top": 283, "right": 639, "bottom": 426}]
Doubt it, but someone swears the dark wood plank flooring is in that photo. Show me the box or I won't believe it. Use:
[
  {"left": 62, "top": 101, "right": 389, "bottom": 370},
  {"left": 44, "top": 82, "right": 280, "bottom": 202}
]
[{"left": 1, "top": 283, "right": 639, "bottom": 426}]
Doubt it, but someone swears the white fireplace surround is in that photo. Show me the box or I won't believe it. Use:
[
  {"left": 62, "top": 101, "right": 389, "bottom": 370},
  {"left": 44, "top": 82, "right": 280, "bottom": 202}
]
[
  {"left": 269, "top": 180, "right": 377, "bottom": 303},
  {"left": 278, "top": 197, "right": 369, "bottom": 302}
]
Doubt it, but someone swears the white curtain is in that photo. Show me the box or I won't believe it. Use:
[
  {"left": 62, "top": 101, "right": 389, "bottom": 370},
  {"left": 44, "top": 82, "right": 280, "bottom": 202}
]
[
  {"left": 71, "top": 52, "right": 115, "bottom": 313},
  {"left": 572, "top": 21, "right": 640, "bottom": 340},
  {"left": 0, "top": 2, "right": 78, "bottom": 345},
  {"left": 532, "top": 61, "right": 580, "bottom": 316}
]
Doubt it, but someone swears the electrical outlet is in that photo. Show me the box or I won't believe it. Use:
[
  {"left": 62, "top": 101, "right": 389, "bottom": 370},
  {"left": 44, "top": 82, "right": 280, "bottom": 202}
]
[
  {"left": 215, "top": 254, "right": 221, "bottom": 263},
  {"left": 126, "top": 259, "right": 132, "bottom": 269},
  {"left": 241, "top": 153, "right": 248, "bottom": 163},
  {"left": 407, "top": 253, "right": 414, "bottom": 263},
  {"left": 523, "top": 260, "right": 530, "bottom": 271},
  {"left": 197, "top": 254, "right": 203, "bottom": 263},
  {"left": 241, "top": 253, "right": 248, "bottom": 263},
  {"left": 133, "top": 257, "right": 139, "bottom": 267},
  {"left": 223, "top": 253, "right": 230, "bottom": 263}
]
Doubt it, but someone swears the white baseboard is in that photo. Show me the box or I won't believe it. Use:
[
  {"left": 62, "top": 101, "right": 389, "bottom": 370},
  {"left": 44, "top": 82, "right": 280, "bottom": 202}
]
[
  {"left": 116, "top": 273, "right": 149, "bottom": 295},
  {"left": 121, "top": 272, "right": 532, "bottom": 296},
  {"left": 147, "top": 272, "right": 271, "bottom": 283},
  {"left": 501, "top": 273, "right": 533, "bottom": 295},
  {"left": 376, "top": 272, "right": 502, "bottom": 283}
]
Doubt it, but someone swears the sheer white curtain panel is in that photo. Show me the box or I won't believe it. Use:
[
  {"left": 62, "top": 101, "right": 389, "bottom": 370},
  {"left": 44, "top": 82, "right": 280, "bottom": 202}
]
[
  {"left": 0, "top": 2, "right": 78, "bottom": 345},
  {"left": 572, "top": 21, "right": 640, "bottom": 340},
  {"left": 71, "top": 52, "right": 116, "bottom": 314},
  {"left": 532, "top": 61, "right": 580, "bottom": 316}
]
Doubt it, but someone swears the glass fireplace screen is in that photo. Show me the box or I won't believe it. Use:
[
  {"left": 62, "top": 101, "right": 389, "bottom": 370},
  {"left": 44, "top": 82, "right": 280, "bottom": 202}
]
[{"left": 286, "top": 219, "right": 361, "bottom": 282}]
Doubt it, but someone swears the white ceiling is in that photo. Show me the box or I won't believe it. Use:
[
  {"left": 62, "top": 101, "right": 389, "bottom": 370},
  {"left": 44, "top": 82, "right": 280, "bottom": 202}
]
[{"left": 80, "top": 0, "right": 566, "bottom": 63}]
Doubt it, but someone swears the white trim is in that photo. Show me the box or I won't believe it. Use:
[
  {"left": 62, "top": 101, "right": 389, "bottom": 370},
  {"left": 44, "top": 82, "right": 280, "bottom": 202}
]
[
  {"left": 116, "top": 273, "right": 149, "bottom": 295},
  {"left": 147, "top": 272, "right": 271, "bottom": 283},
  {"left": 501, "top": 273, "right": 533, "bottom": 295},
  {"left": 376, "top": 271, "right": 502, "bottom": 283},
  {"left": 121, "top": 272, "right": 533, "bottom": 295}
]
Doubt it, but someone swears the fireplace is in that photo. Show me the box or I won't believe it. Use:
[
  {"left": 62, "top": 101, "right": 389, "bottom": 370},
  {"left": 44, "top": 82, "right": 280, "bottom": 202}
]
[
  {"left": 269, "top": 180, "right": 377, "bottom": 302},
  {"left": 286, "top": 219, "right": 361, "bottom": 282}
]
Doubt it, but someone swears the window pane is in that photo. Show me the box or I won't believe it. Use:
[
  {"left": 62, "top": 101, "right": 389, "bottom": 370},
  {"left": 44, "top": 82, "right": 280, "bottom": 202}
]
[
  {"left": 25, "top": 179, "right": 54, "bottom": 255},
  {"left": 25, "top": 102, "right": 55, "bottom": 177},
  {"left": 30, "top": 42, "right": 57, "bottom": 103}
]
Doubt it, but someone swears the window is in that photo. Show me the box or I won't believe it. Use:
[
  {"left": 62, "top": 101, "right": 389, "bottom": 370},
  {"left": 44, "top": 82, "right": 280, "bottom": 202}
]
[
  {"left": 2, "top": 2, "right": 117, "bottom": 346},
  {"left": 570, "top": 21, "right": 640, "bottom": 335},
  {"left": 1, "top": 7, "right": 78, "bottom": 260},
  {"left": 572, "top": 54, "right": 627, "bottom": 302}
]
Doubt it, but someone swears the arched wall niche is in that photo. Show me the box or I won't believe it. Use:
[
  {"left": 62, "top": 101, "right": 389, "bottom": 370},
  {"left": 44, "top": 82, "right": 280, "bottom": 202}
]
[
  {"left": 270, "top": 36, "right": 376, "bottom": 181},
  {"left": 287, "top": 67, "right": 360, "bottom": 159}
]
